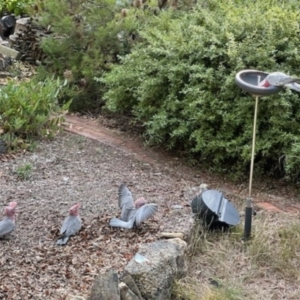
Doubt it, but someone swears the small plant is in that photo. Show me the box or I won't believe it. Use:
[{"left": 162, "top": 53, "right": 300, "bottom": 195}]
[
  {"left": 0, "top": 76, "right": 71, "bottom": 151},
  {"left": 37, "top": 0, "right": 159, "bottom": 111},
  {"left": 0, "top": 0, "right": 35, "bottom": 15},
  {"left": 16, "top": 163, "right": 32, "bottom": 180}
]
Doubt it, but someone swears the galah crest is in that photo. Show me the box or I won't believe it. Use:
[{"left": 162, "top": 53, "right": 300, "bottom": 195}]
[
  {"left": 0, "top": 206, "right": 16, "bottom": 237},
  {"left": 2, "top": 202, "right": 18, "bottom": 215},
  {"left": 259, "top": 72, "right": 300, "bottom": 92},
  {"left": 109, "top": 183, "right": 158, "bottom": 229},
  {"left": 56, "top": 203, "right": 82, "bottom": 245},
  {"left": 8, "top": 202, "right": 17, "bottom": 209}
]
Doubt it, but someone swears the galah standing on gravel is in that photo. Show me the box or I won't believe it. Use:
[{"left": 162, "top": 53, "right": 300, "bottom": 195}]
[
  {"left": 259, "top": 72, "right": 300, "bottom": 92},
  {"left": 56, "top": 203, "right": 82, "bottom": 245},
  {"left": 0, "top": 206, "right": 17, "bottom": 238},
  {"left": 109, "top": 183, "right": 158, "bottom": 229}
]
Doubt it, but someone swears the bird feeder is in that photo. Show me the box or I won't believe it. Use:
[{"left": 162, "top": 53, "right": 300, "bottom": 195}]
[{"left": 235, "top": 69, "right": 282, "bottom": 240}]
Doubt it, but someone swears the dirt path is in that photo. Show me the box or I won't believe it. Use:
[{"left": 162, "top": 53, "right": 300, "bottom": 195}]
[{"left": 64, "top": 114, "right": 300, "bottom": 214}]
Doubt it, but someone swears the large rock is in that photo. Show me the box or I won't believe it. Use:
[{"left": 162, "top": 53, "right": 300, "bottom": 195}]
[
  {"left": 120, "top": 274, "right": 143, "bottom": 300},
  {"left": 66, "top": 296, "right": 86, "bottom": 300},
  {"left": 0, "top": 44, "right": 20, "bottom": 59},
  {"left": 119, "top": 282, "right": 140, "bottom": 300},
  {"left": 88, "top": 269, "right": 120, "bottom": 300},
  {"left": 125, "top": 238, "right": 187, "bottom": 300}
]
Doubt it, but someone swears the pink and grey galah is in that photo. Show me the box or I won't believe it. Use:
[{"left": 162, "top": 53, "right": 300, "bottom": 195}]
[
  {"left": 259, "top": 72, "right": 300, "bottom": 92},
  {"left": 0, "top": 204, "right": 17, "bottom": 238},
  {"left": 8, "top": 202, "right": 17, "bottom": 210},
  {"left": 109, "top": 183, "right": 158, "bottom": 229},
  {"left": 56, "top": 203, "right": 82, "bottom": 245}
]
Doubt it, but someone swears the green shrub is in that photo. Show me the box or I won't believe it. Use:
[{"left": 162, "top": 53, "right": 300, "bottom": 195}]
[
  {"left": 37, "top": 0, "right": 156, "bottom": 111},
  {"left": 0, "top": 77, "right": 71, "bottom": 150},
  {"left": 102, "top": 0, "right": 300, "bottom": 181},
  {"left": 0, "top": 0, "right": 35, "bottom": 15}
]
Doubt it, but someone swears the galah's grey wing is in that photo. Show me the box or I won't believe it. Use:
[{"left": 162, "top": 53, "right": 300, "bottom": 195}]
[
  {"left": 119, "top": 184, "right": 135, "bottom": 221},
  {"left": 109, "top": 217, "right": 134, "bottom": 229},
  {"left": 0, "top": 218, "right": 15, "bottom": 237},
  {"left": 268, "top": 72, "right": 300, "bottom": 86},
  {"left": 60, "top": 216, "right": 82, "bottom": 236},
  {"left": 57, "top": 216, "right": 81, "bottom": 246},
  {"left": 134, "top": 203, "right": 158, "bottom": 227},
  {"left": 286, "top": 82, "right": 300, "bottom": 92}
]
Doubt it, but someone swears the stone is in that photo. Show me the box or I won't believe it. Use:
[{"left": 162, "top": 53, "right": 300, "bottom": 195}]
[
  {"left": 119, "top": 282, "right": 140, "bottom": 300},
  {"left": 88, "top": 269, "right": 120, "bottom": 300},
  {"left": 159, "top": 232, "right": 184, "bottom": 240},
  {"left": 125, "top": 238, "right": 188, "bottom": 300},
  {"left": 120, "top": 274, "right": 143, "bottom": 300},
  {"left": 0, "top": 44, "right": 20, "bottom": 59},
  {"left": 66, "top": 296, "right": 86, "bottom": 300}
]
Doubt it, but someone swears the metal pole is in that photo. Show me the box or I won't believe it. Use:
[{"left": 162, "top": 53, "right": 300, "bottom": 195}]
[
  {"left": 244, "top": 76, "right": 260, "bottom": 240},
  {"left": 248, "top": 94, "right": 259, "bottom": 199},
  {"left": 244, "top": 198, "right": 252, "bottom": 239}
]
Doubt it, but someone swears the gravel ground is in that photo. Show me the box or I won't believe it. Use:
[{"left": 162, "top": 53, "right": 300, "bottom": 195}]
[{"left": 0, "top": 132, "right": 198, "bottom": 299}]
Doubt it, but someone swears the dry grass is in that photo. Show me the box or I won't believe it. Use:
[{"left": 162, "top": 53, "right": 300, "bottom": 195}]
[{"left": 173, "top": 211, "right": 300, "bottom": 300}]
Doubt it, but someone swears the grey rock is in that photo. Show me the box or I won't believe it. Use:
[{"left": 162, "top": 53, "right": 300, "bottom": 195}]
[
  {"left": 119, "top": 282, "right": 140, "bottom": 300},
  {"left": 66, "top": 296, "right": 86, "bottom": 300},
  {"left": 88, "top": 269, "right": 120, "bottom": 300},
  {"left": 120, "top": 274, "right": 143, "bottom": 300},
  {"left": 0, "top": 44, "right": 20, "bottom": 59},
  {"left": 125, "top": 238, "right": 187, "bottom": 300}
]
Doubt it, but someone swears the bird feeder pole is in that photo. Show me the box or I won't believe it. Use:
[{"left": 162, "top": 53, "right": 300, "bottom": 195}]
[
  {"left": 248, "top": 76, "right": 261, "bottom": 198},
  {"left": 235, "top": 70, "right": 283, "bottom": 241},
  {"left": 244, "top": 76, "right": 260, "bottom": 240}
]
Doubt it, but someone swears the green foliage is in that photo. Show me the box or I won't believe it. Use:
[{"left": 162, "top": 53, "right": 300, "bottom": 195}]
[
  {"left": 37, "top": 0, "right": 156, "bottom": 111},
  {"left": 102, "top": 0, "right": 300, "bottom": 181},
  {"left": 0, "top": 77, "right": 71, "bottom": 150},
  {"left": 16, "top": 163, "right": 32, "bottom": 180},
  {"left": 0, "top": 0, "right": 35, "bottom": 15}
]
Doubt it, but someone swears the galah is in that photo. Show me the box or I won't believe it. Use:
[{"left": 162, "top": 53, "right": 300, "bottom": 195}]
[
  {"left": 0, "top": 206, "right": 16, "bottom": 238},
  {"left": 8, "top": 202, "right": 17, "bottom": 209},
  {"left": 2, "top": 202, "right": 18, "bottom": 216},
  {"left": 259, "top": 72, "right": 300, "bottom": 92},
  {"left": 56, "top": 203, "right": 82, "bottom": 245},
  {"left": 109, "top": 183, "right": 158, "bottom": 229}
]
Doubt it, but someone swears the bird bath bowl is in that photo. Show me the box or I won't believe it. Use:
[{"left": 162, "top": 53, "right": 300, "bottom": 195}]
[{"left": 235, "top": 69, "right": 283, "bottom": 96}]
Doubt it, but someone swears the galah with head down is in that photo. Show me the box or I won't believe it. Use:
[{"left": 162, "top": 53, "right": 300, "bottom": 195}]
[
  {"left": 0, "top": 203, "right": 17, "bottom": 238},
  {"left": 259, "top": 72, "right": 300, "bottom": 92},
  {"left": 109, "top": 183, "right": 158, "bottom": 229},
  {"left": 56, "top": 203, "right": 82, "bottom": 245}
]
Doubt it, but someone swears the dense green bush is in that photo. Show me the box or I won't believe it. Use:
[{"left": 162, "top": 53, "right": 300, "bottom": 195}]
[
  {"left": 0, "top": 0, "right": 35, "bottom": 15},
  {"left": 37, "top": 0, "right": 157, "bottom": 111},
  {"left": 0, "top": 77, "right": 70, "bottom": 150},
  {"left": 102, "top": 0, "right": 300, "bottom": 181}
]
